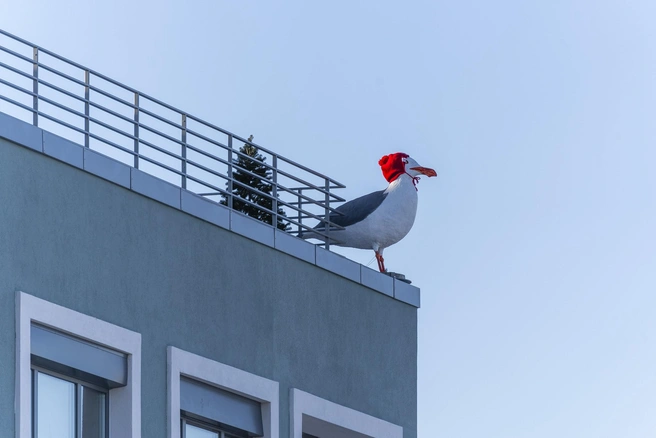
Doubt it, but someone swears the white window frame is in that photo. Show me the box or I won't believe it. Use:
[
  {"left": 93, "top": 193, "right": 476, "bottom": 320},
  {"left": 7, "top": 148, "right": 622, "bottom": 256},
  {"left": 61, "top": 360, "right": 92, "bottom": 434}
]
[
  {"left": 15, "top": 291, "right": 142, "bottom": 438},
  {"left": 290, "top": 389, "right": 403, "bottom": 438},
  {"left": 167, "top": 346, "right": 279, "bottom": 438}
]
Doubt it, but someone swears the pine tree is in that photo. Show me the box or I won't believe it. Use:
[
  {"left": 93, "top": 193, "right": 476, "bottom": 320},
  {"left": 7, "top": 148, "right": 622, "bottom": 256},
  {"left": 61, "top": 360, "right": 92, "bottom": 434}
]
[{"left": 221, "top": 136, "right": 290, "bottom": 231}]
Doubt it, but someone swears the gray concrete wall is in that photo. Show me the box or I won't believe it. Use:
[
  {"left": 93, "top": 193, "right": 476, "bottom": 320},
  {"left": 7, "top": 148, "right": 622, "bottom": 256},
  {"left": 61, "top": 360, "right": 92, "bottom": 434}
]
[{"left": 0, "top": 136, "right": 417, "bottom": 437}]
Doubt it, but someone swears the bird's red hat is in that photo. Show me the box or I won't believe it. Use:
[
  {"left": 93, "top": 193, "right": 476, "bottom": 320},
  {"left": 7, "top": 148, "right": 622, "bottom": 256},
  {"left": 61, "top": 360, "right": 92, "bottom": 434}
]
[{"left": 378, "top": 152, "right": 409, "bottom": 183}]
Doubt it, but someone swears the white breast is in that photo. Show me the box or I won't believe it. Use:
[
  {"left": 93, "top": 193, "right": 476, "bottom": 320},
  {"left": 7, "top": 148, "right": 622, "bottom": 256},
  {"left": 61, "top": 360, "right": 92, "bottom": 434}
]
[{"left": 330, "top": 175, "right": 418, "bottom": 250}]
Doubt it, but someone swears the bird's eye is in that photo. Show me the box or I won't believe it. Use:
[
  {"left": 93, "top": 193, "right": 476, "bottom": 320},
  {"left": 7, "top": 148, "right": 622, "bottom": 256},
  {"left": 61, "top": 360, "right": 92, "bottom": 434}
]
[{"left": 403, "top": 158, "right": 408, "bottom": 164}]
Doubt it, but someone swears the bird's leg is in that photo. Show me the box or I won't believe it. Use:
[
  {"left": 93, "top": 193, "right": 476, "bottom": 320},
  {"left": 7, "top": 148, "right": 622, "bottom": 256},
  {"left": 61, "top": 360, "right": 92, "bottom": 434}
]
[{"left": 375, "top": 251, "right": 386, "bottom": 273}]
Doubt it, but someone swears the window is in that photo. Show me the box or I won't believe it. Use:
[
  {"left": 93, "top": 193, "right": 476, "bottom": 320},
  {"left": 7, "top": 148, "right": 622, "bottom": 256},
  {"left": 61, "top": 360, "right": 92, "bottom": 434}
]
[
  {"left": 30, "top": 323, "right": 126, "bottom": 438},
  {"left": 179, "top": 376, "right": 263, "bottom": 437},
  {"left": 32, "top": 368, "right": 108, "bottom": 438},
  {"left": 167, "top": 347, "right": 279, "bottom": 438},
  {"left": 16, "top": 292, "right": 142, "bottom": 438},
  {"left": 181, "top": 415, "right": 251, "bottom": 438},
  {"left": 290, "top": 389, "right": 403, "bottom": 438}
]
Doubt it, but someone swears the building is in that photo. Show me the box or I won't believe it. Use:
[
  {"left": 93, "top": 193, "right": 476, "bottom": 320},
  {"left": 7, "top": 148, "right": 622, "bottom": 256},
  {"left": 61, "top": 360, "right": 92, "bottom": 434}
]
[{"left": 0, "top": 28, "right": 419, "bottom": 438}]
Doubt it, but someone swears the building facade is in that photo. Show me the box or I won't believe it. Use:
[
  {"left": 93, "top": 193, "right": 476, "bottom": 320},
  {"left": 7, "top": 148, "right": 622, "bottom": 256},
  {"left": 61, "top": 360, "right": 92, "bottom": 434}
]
[{"left": 0, "top": 29, "right": 419, "bottom": 438}]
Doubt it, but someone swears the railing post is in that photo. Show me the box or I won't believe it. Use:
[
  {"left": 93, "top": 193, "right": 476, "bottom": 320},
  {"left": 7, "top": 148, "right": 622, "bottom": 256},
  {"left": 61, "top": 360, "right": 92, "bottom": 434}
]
[
  {"left": 133, "top": 92, "right": 139, "bottom": 168},
  {"left": 227, "top": 135, "right": 233, "bottom": 209},
  {"left": 84, "top": 70, "right": 90, "bottom": 148},
  {"left": 181, "top": 114, "right": 187, "bottom": 189},
  {"left": 297, "top": 188, "right": 303, "bottom": 237},
  {"left": 32, "top": 47, "right": 38, "bottom": 126},
  {"left": 271, "top": 155, "right": 278, "bottom": 229},
  {"left": 324, "top": 178, "right": 331, "bottom": 250}
]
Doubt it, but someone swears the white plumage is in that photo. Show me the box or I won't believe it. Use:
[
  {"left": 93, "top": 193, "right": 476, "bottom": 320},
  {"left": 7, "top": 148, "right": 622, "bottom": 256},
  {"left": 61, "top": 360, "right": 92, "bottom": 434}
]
[{"left": 305, "top": 153, "right": 436, "bottom": 273}]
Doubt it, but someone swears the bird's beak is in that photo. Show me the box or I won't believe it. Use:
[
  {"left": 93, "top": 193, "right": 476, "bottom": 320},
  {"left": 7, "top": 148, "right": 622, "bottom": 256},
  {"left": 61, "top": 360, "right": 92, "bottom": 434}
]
[{"left": 410, "top": 166, "right": 437, "bottom": 177}]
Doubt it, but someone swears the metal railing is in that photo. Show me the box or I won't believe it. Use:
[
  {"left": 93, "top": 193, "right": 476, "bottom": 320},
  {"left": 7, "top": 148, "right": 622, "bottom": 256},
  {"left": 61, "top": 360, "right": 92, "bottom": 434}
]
[{"left": 0, "top": 28, "right": 346, "bottom": 247}]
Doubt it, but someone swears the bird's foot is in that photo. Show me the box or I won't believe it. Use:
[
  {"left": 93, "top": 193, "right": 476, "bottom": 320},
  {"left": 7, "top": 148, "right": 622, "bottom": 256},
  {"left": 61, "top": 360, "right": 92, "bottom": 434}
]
[{"left": 384, "top": 272, "right": 412, "bottom": 284}]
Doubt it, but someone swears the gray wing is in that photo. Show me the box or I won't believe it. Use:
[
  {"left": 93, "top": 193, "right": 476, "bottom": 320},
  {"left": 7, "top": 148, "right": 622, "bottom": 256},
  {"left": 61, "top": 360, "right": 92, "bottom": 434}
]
[{"left": 315, "top": 189, "right": 387, "bottom": 230}]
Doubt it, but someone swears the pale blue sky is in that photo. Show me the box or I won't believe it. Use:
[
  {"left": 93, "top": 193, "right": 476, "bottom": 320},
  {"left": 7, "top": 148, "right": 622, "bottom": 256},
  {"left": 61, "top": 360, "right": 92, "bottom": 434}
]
[{"left": 2, "top": 1, "right": 655, "bottom": 436}]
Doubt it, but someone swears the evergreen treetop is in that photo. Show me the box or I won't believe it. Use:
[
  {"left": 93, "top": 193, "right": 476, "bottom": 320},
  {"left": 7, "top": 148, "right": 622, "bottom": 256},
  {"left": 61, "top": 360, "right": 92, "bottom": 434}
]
[{"left": 220, "top": 135, "right": 290, "bottom": 231}]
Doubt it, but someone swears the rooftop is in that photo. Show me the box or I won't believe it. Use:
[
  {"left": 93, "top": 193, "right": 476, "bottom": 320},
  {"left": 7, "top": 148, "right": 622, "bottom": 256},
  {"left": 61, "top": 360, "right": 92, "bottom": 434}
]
[{"left": 0, "top": 28, "right": 419, "bottom": 307}]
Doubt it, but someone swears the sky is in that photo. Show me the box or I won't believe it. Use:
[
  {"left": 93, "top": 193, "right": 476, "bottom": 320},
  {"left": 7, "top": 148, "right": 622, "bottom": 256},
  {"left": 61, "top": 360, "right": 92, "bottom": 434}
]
[{"left": 2, "top": 1, "right": 656, "bottom": 437}]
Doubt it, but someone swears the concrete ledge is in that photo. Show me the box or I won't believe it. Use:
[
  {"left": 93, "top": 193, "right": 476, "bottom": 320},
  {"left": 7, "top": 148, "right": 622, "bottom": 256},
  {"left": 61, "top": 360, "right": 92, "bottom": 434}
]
[
  {"left": 316, "top": 248, "right": 361, "bottom": 282},
  {"left": 0, "top": 112, "right": 42, "bottom": 151},
  {"left": 0, "top": 112, "right": 421, "bottom": 308},
  {"left": 181, "top": 191, "right": 230, "bottom": 229},
  {"left": 130, "top": 168, "right": 181, "bottom": 209},
  {"left": 83, "top": 148, "right": 131, "bottom": 188},
  {"left": 43, "top": 131, "right": 84, "bottom": 169},
  {"left": 360, "top": 267, "right": 394, "bottom": 297},
  {"left": 230, "top": 211, "right": 275, "bottom": 247},
  {"left": 393, "top": 280, "right": 420, "bottom": 307},
  {"left": 274, "top": 230, "right": 315, "bottom": 264}
]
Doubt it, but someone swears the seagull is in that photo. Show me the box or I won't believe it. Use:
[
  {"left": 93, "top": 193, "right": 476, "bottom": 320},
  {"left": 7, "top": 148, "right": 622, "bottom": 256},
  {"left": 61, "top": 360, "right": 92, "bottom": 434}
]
[{"left": 304, "top": 153, "right": 436, "bottom": 273}]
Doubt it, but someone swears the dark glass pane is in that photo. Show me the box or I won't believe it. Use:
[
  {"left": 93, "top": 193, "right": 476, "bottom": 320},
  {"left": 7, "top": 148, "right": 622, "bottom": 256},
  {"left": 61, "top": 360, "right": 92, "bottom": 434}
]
[
  {"left": 36, "top": 372, "right": 75, "bottom": 438},
  {"left": 81, "top": 385, "right": 107, "bottom": 438}
]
